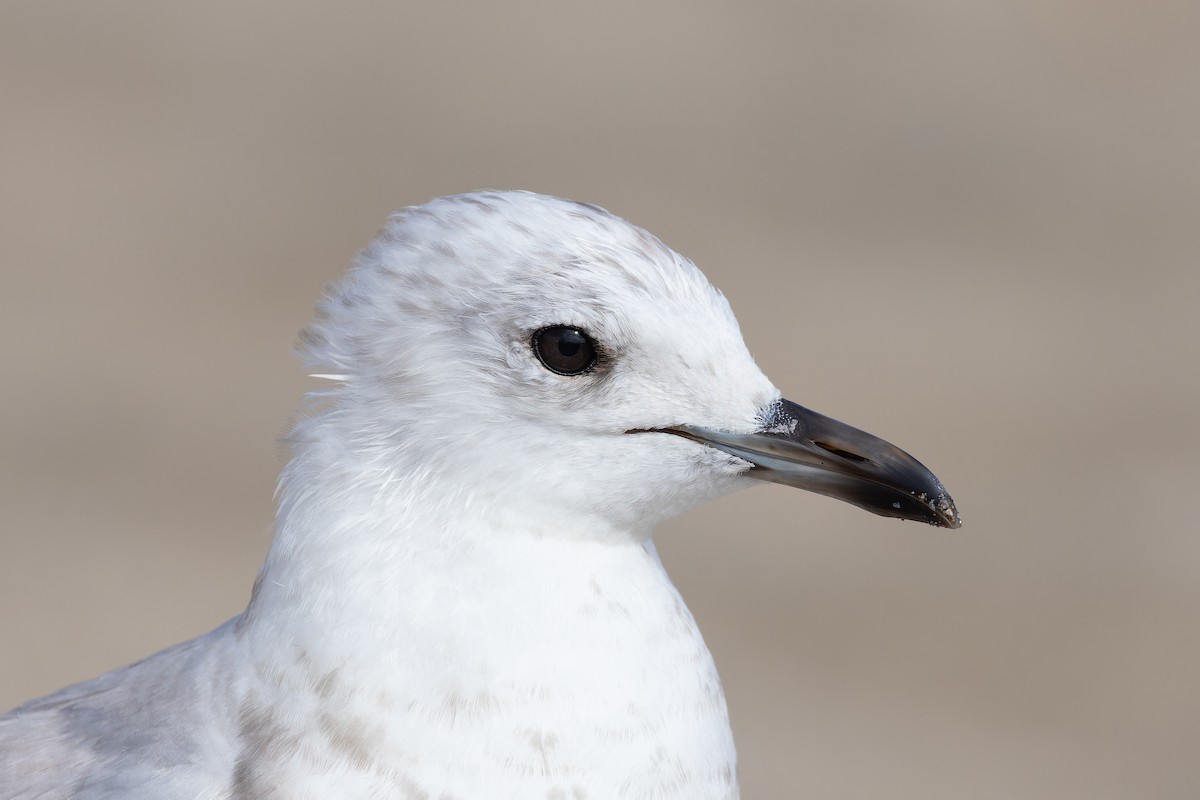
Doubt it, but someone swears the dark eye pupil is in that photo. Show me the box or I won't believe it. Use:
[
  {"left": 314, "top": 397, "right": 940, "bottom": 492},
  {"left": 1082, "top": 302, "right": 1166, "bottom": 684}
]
[
  {"left": 556, "top": 334, "right": 582, "bottom": 357},
  {"left": 533, "top": 326, "right": 597, "bottom": 375}
]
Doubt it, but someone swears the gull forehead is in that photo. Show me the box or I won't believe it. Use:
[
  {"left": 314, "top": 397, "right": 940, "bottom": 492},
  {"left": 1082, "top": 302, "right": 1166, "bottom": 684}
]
[
  {"left": 301, "top": 190, "right": 779, "bottom": 433},
  {"left": 0, "top": 189, "right": 960, "bottom": 800},
  {"left": 308, "top": 192, "right": 742, "bottom": 354}
]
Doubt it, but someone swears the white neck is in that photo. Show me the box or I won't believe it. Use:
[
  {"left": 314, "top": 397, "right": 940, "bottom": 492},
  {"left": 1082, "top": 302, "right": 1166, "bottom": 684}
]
[{"left": 233, "top": 430, "right": 739, "bottom": 797}]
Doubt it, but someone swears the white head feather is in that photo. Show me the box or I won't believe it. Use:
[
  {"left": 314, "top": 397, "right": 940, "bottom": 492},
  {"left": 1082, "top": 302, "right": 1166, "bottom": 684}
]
[{"left": 285, "top": 190, "right": 779, "bottom": 543}]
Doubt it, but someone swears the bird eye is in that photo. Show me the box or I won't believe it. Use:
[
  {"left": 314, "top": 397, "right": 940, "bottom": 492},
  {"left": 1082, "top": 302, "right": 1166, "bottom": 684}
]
[{"left": 532, "top": 326, "right": 598, "bottom": 376}]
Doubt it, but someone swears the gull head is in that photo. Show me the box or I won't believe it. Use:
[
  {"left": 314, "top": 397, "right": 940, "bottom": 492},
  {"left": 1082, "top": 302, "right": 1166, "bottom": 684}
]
[{"left": 295, "top": 191, "right": 959, "bottom": 542}]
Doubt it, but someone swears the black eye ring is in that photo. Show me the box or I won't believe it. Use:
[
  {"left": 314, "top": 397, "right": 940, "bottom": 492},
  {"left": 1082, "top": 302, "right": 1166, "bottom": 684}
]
[{"left": 532, "top": 326, "right": 599, "bottom": 376}]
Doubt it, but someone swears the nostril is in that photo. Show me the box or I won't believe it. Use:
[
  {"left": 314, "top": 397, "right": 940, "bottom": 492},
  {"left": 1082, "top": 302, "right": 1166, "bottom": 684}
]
[{"left": 813, "top": 441, "right": 869, "bottom": 463}]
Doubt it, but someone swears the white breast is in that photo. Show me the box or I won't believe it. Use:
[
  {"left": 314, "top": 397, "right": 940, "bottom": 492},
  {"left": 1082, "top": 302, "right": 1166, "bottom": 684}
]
[{"left": 236, "top": 537, "right": 739, "bottom": 800}]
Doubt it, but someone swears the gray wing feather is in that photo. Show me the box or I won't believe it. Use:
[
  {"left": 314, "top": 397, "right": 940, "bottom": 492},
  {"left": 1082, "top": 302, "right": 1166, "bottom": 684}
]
[{"left": 0, "top": 621, "right": 242, "bottom": 800}]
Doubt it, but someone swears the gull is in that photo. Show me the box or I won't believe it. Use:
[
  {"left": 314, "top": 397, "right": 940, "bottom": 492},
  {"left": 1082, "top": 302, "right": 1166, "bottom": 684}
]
[{"left": 0, "top": 191, "right": 959, "bottom": 799}]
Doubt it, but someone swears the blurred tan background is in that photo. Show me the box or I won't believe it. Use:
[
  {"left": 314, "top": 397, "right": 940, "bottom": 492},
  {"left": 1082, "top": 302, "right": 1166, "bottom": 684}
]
[{"left": 2, "top": 2, "right": 1198, "bottom": 797}]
